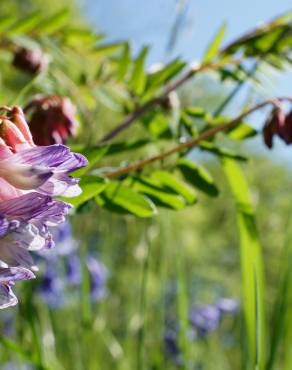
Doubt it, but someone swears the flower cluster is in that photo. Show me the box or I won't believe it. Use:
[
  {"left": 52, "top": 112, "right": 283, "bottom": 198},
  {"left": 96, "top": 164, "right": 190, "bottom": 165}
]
[{"left": 0, "top": 105, "right": 87, "bottom": 308}]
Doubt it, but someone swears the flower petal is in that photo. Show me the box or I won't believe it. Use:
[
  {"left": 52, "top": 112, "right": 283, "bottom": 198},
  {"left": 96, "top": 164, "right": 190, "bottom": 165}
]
[
  {"left": 0, "top": 266, "right": 35, "bottom": 282},
  {"left": 0, "top": 160, "right": 53, "bottom": 190},
  {"left": 0, "top": 216, "right": 9, "bottom": 237},
  {"left": 0, "top": 241, "right": 36, "bottom": 270},
  {"left": 0, "top": 284, "right": 18, "bottom": 309},
  {"left": 0, "top": 192, "right": 52, "bottom": 221},
  {"left": 37, "top": 173, "right": 81, "bottom": 197},
  {"left": 9, "top": 145, "right": 87, "bottom": 172}
]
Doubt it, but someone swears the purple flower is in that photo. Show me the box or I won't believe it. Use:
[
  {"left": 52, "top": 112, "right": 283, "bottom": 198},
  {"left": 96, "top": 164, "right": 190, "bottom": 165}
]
[
  {"left": 189, "top": 304, "right": 221, "bottom": 336},
  {"left": 66, "top": 254, "right": 81, "bottom": 285},
  {"left": 38, "top": 261, "right": 64, "bottom": 308},
  {"left": 0, "top": 106, "right": 87, "bottom": 308},
  {"left": 37, "top": 223, "right": 107, "bottom": 307},
  {"left": 164, "top": 328, "right": 183, "bottom": 366},
  {"left": 87, "top": 255, "right": 108, "bottom": 302},
  {"left": 0, "top": 267, "right": 35, "bottom": 308},
  {"left": 216, "top": 298, "right": 239, "bottom": 314}
]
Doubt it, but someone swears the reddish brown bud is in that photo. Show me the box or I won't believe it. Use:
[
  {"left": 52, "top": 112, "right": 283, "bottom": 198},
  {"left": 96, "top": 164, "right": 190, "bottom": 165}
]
[
  {"left": 279, "top": 109, "right": 292, "bottom": 144},
  {"left": 262, "top": 107, "right": 285, "bottom": 149},
  {"left": 263, "top": 121, "right": 274, "bottom": 149},
  {"left": 12, "top": 47, "right": 48, "bottom": 75},
  {"left": 25, "top": 95, "right": 79, "bottom": 145}
]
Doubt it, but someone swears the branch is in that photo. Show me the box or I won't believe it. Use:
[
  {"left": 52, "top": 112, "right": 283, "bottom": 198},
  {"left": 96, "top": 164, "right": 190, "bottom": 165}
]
[
  {"left": 98, "top": 14, "right": 286, "bottom": 144},
  {"left": 98, "top": 59, "right": 241, "bottom": 144},
  {"left": 104, "top": 97, "right": 292, "bottom": 179}
]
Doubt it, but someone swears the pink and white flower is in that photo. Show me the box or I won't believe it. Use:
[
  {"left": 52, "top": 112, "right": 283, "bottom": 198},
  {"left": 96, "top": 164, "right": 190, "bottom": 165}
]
[{"left": 0, "top": 106, "right": 87, "bottom": 308}]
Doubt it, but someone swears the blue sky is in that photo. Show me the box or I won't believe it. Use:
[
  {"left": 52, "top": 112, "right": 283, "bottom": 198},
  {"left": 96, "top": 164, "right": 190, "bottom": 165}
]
[{"left": 85, "top": 0, "right": 292, "bottom": 94}]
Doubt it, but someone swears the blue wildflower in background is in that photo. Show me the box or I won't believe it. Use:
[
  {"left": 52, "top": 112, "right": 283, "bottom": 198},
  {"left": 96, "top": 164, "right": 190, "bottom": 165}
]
[
  {"left": 86, "top": 255, "right": 108, "bottom": 302},
  {"left": 189, "top": 304, "right": 221, "bottom": 337},
  {"left": 164, "top": 297, "right": 239, "bottom": 365},
  {"left": 37, "top": 222, "right": 108, "bottom": 308}
]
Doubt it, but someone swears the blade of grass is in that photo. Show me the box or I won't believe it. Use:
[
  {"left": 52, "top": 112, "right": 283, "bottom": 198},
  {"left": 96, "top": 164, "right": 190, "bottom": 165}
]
[
  {"left": 267, "top": 216, "right": 292, "bottom": 370},
  {"left": 283, "top": 279, "right": 292, "bottom": 370},
  {"left": 223, "top": 158, "right": 266, "bottom": 370},
  {"left": 176, "top": 246, "right": 191, "bottom": 370},
  {"left": 136, "top": 224, "right": 151, "bottom": 370}
]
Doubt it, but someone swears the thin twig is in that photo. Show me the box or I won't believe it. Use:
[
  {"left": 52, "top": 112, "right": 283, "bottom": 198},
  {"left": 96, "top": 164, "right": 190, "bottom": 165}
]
[{"left": 104, "top": 97, "right": 292, "bottom": 178}]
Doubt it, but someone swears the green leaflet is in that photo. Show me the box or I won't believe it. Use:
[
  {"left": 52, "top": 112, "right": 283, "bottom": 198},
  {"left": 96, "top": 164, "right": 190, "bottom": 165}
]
[
  {"left": 151, "top": 170, "right": 197, "bottom": 205},
  {"left": 129, "top": 177, "right": 186, "bottom": 210},
  {"left": 92, "top": 42, "right": 125, "bottom": 56},
  {"left": 97, "top": 182, "right": 156, "bottom": 217},
  {"left": 8, "top": 12, "right": 42, "bottom": 34},
  {"left": 177, "top": 158, "right": 219, "bottom": 197},
  {"left": 203, "top": 23, "right": 226, "bottom": 63},
  {"left": 129, "top": 46, "right": 149, "bottom": 96},
  {"left": 117, "top": 42, "right": 131, "bottom": 80},
  {"left": 223, "top": 158, "right": 266, "bottom": 370},
  {"left": 228, "top": 122, "right": 257, "bottom": 140},
  {"left": 36, "top": 8, "right": 70, "bottom": 33},
  {"left": 199, "top": 141, "right": 247, "bottom": 161}
]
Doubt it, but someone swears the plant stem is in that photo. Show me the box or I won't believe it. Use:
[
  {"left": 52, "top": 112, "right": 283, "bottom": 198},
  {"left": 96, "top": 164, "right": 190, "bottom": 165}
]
[
  {"left": 137, "top": 225, "right": 152, "bottom": 370},
  {"left": 98, "top": 14, "right": 281, "bottom": 144},
  {"left": 98, "top": 59, "right": 241, "bottom": 144},
  {"left": 103, "top": 97, "right": 291, "bottom": 178}
]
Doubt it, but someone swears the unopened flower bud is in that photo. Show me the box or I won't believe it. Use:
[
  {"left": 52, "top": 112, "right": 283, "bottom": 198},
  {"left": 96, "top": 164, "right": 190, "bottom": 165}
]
[
  {"left": 262, "top": 107, "right": 285, "bottom": 149},
  {"left": 10, "top": 106, "right": 34, "bottom": 144},
  {"left": 279, "top": 109, "right": 292, "bottom": 144},
  {"left": 0, "top": 119, "right": 28, "bottom": 151},
  {"left": 12, "top": 47, "right": 48, "bottom": 75},
  {"left": 25, "top": 95, "right": 79, "bottom": 145}
]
